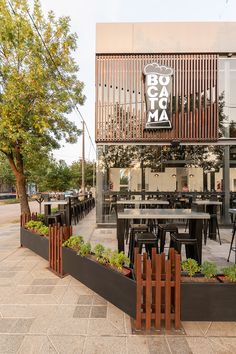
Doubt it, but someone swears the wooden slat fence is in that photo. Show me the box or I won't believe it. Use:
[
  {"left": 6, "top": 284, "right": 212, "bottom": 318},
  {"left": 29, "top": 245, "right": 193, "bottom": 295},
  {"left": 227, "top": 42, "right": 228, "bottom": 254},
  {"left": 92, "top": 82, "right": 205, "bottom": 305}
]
[
  {"left": 49, "top": 224, "right": 72, "bottom": 277},
  {"left": 20, "top": 212, "right": 38, "bottom": 227},
  {"left": 134, "top": 247, "right": 181, "bottom": 330}
]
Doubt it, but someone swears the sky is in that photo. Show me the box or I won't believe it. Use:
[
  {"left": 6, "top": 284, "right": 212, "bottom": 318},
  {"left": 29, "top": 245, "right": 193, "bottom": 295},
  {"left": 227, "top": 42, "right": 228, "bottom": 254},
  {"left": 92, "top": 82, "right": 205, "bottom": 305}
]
[{"left": 32, "top": 0, "right": 236, "bottom": 165}]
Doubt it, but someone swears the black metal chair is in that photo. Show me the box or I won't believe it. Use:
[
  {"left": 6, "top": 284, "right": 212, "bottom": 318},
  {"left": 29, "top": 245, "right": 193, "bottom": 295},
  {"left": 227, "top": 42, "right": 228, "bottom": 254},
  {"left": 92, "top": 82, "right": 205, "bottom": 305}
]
[
  {"left": 133, "top": 232, "right": 158, "bottom": 261},
  {"left": 169, "top": 232, "right": 200, "bottom": 263},
  {"left": 157, "top": 223, "right": 179, "bottom": 252}
]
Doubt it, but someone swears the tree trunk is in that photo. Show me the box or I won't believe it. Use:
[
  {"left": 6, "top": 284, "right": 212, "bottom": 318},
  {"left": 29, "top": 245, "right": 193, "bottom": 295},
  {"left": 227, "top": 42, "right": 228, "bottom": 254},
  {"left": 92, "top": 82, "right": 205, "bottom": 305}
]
[
  {"left": 5, "top": 151, "right": 31, "bottom": 216},
  {"left": 16, "top": 173, "right": 30, "bottom": 215}
]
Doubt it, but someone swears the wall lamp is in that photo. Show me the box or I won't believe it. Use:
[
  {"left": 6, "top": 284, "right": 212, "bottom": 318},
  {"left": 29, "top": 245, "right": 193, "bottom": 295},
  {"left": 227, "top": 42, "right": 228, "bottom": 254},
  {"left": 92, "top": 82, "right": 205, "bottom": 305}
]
[
  {"left": 189, "top": 174, "right": 194, "bottom": 178},
  {"left": 154, "top": 173, "right": 159, "bottom": 177},
  {"left": 172, "top": 173, "right": 176, "bottom": 178}
]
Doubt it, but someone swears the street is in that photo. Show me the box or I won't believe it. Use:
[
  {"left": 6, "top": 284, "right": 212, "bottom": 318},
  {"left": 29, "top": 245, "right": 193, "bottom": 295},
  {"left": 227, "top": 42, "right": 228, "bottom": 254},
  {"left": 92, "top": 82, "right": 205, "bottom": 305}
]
[{"left": 0, "top": 201, "right": 41, "bottom": 226}]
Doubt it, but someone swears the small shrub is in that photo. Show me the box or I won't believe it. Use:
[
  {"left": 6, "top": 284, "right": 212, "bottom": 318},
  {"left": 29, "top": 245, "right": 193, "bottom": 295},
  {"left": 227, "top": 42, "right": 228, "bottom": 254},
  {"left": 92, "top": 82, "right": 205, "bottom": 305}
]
[
  {"left": 102, "top": 248, "right": 112, "bottom": 264},
  {"left": 78, "top": 242, "right": 91, "bottom": 257},
  {"left": 63, "top": 236, "right": 84, "bottom": 252},
  {"left": 181, "top": 258, "right": 200, "bottom": 277},
  {"left": 201, "top": 261, "right": 218, "bottom": 279},
  {"left": 222, "top": 264, "right": 236, "bottom": 282},
  {"left": 93, "top": 244, "right": 106, "bottom": 263},
  {"left": 25, "top": 220, "right": 48, "bottom": 236},
  {"left": 110, "top": 251, "right": 130, "bottom": 270},
  {"left": 38, "top": 225, "right": 49, "bottom": 236}
]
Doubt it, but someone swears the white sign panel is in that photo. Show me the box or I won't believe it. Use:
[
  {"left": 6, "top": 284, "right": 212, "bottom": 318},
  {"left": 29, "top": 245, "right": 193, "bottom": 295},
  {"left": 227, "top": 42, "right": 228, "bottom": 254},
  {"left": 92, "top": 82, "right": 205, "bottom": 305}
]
[{"left": 143, "top": 63, "right": 173, "bottom": 129}]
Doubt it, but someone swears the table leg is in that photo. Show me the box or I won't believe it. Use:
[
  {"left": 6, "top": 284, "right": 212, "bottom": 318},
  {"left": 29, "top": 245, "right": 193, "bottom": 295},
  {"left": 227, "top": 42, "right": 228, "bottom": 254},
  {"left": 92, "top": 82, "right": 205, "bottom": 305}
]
[
  {"left": 189, "top": 219, "right": 203, "bottom": 264},
  {"left": 117, "top": 218, "right": 125, "bottom": 252},
  {"left": 207, "top": 205, "right": 217, "bottom": 241}
]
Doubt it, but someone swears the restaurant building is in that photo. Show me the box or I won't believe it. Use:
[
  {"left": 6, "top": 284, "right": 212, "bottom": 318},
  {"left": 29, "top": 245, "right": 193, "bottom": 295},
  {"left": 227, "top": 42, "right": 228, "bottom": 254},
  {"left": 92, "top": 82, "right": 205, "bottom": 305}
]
[{"left": 95, "top": 22, "right": 236, "bottom": 224}]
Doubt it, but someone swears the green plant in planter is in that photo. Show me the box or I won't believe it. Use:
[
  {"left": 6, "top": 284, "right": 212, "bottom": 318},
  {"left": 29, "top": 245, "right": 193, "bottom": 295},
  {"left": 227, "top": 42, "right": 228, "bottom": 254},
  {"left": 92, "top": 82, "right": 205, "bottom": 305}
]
[
  {"left": 181, "top": 258, "right": 201, "bottom": 277},
  {"left": 63, "top": 236, "right": 84, "bottom": 252},
  {"left": 77, "top": 242, "right": 91, "bottom": 257},
  {"left": 38, "top": 225, "right": 49, "bottom": 236},
  {"left": 25, "top": 220, "right": 49, "bottom": 236},
  {"left": 103, "top": 248, "right": 112, "bottom": 264},
  {"left": 222, "top": 264, "right": 236, "bottom": 282},
  {"left": 93, "top": 244, "right": 106, "bottom": 263},
  {"left": 110, "top": 251, "right": 130, "bottom": 270},
  {"left": 201, "top": 261, "right": 218, "bottom": 279},
  {"left": 26, "top": 220, "right": 43, "bottom": 231}
]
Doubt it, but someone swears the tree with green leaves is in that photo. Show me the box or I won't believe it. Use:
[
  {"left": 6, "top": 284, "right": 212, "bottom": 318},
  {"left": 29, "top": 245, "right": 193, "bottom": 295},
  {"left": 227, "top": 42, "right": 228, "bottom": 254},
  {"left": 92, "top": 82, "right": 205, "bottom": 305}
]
[
  {"left": 0, "top": 154, "right": 16, "bottom": 191},
  {"left": 70, "top": 160, "right": 95, "bottom": 189},
  {"left": 38, "top": 159, "right": 72, "bottom": 192},
  {"left": 0, "top": 0, "right": 85, "bottom": 214}
]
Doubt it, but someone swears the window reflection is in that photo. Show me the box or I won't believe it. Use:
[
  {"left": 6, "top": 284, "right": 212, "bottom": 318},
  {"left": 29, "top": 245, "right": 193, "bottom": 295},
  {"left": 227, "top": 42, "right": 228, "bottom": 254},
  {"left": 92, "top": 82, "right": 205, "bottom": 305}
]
[{"left": 219, "top": 58, "right": 236, "bottom": 138}]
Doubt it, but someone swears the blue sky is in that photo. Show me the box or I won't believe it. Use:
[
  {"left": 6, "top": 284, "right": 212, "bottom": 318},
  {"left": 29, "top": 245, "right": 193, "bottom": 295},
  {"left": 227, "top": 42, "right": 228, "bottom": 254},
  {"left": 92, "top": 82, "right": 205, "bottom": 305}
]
[{"left": 34, "top": 0, "right": 235, "bottom": 164}]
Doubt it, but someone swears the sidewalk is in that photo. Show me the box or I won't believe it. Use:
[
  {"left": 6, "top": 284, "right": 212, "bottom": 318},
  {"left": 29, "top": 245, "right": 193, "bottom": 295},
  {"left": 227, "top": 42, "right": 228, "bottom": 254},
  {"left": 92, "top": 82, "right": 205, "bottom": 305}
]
[{"left": 0, "top": 215, "right": 235, "bottom": 353}]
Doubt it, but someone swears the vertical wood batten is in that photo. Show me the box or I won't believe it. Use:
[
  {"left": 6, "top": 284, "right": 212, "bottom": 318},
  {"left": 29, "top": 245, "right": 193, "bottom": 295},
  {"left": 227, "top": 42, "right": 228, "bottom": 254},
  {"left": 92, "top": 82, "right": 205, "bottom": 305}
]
[{"left": 95, "top": 54, "right": 218, "bottom": 143}]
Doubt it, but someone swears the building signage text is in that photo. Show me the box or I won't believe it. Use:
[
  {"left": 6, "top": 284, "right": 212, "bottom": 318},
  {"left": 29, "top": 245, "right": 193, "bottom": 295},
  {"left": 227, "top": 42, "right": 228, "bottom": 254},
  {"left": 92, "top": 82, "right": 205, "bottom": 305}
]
[{"left": 143, "top": 63, "right": 173, "bottom": 129}]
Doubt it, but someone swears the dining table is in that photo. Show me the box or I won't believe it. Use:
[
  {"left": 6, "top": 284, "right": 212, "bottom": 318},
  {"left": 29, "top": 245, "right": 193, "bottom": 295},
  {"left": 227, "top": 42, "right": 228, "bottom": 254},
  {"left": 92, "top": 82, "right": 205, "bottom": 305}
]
[
  {"left": 116, "top": 200, "right": 169, "bottom": 211},
  {"left": 117, "top": 208, "right": 210, "bottom": 264}
]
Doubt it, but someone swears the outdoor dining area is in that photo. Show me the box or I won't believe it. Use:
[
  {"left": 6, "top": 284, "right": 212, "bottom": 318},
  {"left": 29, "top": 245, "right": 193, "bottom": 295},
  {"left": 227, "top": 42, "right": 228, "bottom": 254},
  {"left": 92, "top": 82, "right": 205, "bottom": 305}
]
[
  {"left": 103, "top": 191, "right": 236, "bottom": 268},
  {"left": 37, "top": 193, "right": 95, "bottom": 227}
]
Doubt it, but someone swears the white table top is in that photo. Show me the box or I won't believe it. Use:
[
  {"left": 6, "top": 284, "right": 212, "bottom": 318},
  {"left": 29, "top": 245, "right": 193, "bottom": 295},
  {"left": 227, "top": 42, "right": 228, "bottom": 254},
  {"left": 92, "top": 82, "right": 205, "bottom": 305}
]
[
  {"left": 44, "top": 201, "right": 68, "bottom": 205},
  {"left": 193, "top": 201, "right": 222, "bottom": 206},
  {"left": 229, "top": 209, "right": 236, "bottom": 214},
  {"left": 117, "top": 200, "right": 169, "bottom": 205},
  {"left": 117, "top": 208, "right": 210, "bottom": 220}
]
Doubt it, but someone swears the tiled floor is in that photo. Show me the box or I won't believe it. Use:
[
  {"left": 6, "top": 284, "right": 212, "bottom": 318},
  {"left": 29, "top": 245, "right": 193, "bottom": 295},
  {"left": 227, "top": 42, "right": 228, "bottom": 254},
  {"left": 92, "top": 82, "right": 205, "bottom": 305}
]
[{"left": 0, "top": 212, "right": 236, "bottom": 353}]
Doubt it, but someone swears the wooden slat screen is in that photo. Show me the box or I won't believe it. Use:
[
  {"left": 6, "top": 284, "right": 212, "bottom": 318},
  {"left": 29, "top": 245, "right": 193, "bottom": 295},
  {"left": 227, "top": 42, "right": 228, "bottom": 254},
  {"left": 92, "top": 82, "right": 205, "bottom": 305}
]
[{"left": 95, "top": 54, "right": 218, "bottom": 143}]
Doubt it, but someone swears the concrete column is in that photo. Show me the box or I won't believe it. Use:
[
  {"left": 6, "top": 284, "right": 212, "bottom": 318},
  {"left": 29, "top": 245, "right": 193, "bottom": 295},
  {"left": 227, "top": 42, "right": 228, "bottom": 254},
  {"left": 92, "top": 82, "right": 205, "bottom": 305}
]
[
  {"left": 222, "top": 145, "right": 231, "bottom": 224},
  {"left": 96, "top": 146, "right": 106, "bottom": 224}
]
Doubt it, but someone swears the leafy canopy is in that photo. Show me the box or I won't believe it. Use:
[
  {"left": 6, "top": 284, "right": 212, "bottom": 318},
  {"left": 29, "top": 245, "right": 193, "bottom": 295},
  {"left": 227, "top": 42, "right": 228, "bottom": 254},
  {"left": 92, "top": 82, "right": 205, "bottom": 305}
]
[{"left": 0, "top": 0, "right": 85, "bottom": 162}]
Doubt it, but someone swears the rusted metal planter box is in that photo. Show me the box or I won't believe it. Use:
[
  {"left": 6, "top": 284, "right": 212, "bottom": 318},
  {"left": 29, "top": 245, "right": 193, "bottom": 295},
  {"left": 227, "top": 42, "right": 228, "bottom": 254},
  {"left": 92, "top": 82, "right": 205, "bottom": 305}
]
[
  {"left": 20, "top": 227, "right": 48, "bottom": 261},
  {"left": 181, "top": 281, "right": 236, "bottom": 321},
  {"left": 62, "top": 246, "right": 136, "bottom": 318}
]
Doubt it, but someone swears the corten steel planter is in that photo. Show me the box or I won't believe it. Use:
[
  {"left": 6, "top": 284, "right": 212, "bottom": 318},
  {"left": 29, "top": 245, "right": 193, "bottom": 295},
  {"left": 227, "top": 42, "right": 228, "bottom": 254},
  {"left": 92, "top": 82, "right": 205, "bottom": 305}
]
[
  {"left": 62, "top": 247, "right": 136, "bottom": 318},
  {"left": 20, "top": 227, "right": 49, "bottom": 261},
  {"left": 181, "top": 281, "right": 236, "bottom": 321}
]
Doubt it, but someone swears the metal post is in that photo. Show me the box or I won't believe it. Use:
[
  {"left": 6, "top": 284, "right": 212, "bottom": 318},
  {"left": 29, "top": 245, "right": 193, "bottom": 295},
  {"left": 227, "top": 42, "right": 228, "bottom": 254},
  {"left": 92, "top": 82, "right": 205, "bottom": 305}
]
[
  {"left": 82, "top": 121, "right": 85, "bottom": 196},
  {"left": 223, "top": 145, "right": 231, "bottom": 224}
]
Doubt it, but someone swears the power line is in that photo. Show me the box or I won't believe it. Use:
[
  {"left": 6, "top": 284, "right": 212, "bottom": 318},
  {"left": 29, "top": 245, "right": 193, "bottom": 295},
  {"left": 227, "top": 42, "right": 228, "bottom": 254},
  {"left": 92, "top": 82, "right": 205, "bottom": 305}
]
[{"left": 7, "top": 0, "right": 96, "bottom": 154}]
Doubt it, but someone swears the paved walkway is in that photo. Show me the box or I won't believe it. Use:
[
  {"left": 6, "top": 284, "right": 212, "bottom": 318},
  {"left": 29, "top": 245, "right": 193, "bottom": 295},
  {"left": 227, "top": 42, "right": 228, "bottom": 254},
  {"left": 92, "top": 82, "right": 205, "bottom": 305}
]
[{"left": 0, "top": 212, "right": 236, "bottom": 353}]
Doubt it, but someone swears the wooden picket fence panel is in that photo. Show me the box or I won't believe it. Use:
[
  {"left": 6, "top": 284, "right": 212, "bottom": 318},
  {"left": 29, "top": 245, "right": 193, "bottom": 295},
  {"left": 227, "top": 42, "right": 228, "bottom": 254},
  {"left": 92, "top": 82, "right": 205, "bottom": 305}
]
[
  {"left": 48, "top": 224, "right": 72, "bottom": 276},
  {"left": 134, "top": 247, "right": 181, "bottom": 331},
  {"left": 20, "top": 213, "right": 38, "bottom": 227}
]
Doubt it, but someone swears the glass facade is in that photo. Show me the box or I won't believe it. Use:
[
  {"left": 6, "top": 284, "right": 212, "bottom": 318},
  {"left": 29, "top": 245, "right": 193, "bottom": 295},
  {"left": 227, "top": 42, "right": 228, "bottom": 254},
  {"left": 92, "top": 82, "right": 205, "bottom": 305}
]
[
  {"left": 219, "top": 58, "right": 236, "bottom": 138},
  {"left": 96, "top": 55, "right": 236, "bottom": 224}
]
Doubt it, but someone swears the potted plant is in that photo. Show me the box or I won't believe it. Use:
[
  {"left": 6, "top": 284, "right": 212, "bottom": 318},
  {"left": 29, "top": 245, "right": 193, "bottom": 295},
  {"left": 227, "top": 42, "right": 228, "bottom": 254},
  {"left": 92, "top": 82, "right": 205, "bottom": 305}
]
[
  {"left": 200, "top": 261, "right": 218, "bottom": 282},
  {"left": 109, "top": 251, "right": 131, "bottom": 276},
  {"left": 62, "top": 235, "right": 84, "bottom": 252},
  {"left": 77, "top": 242, "right": 91, "bottom": 257},
  {"left": 25, "top": 220, "right": 49, "bottom": 236},
  {"left": 181, "top": 258, "right": 201, "bottom": 281},
  {"left": 62, "top": 238, "right": 136, "bottom": 318},
  {"left": 21, "top": 221, "right": 49, "bottom": 260},
  {"left": 93, "top": 244, "right": 106, "bottom": 263},
  {"left": 220, "top": 264, "right": 236, "bottom": 283}
]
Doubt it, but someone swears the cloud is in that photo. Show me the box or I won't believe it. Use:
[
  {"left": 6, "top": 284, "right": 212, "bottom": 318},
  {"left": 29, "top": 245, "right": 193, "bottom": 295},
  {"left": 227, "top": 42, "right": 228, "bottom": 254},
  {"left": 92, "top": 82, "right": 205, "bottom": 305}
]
[{"left": 143, "top": 62, "right": 173, "bottom": 76}]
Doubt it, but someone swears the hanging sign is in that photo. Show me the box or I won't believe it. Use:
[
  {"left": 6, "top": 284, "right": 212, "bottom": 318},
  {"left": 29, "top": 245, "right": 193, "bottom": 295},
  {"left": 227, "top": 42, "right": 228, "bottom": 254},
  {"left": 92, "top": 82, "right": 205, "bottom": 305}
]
[{"left": 143, "top": 63, "right": 173, "bottom": 129}]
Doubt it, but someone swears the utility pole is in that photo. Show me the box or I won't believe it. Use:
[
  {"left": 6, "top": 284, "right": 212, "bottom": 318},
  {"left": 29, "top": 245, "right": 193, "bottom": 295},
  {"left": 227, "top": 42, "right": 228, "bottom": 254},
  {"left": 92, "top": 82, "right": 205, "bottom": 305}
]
[{"left": 81, "top": 121, "right": 85, "bottom": 196}]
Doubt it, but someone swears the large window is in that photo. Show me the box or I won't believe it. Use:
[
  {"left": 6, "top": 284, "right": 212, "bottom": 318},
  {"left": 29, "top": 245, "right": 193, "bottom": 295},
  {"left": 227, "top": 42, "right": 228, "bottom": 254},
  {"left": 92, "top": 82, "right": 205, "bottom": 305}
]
[{"left": 219, "top": 58, "right": 236, "bottom": 138}]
